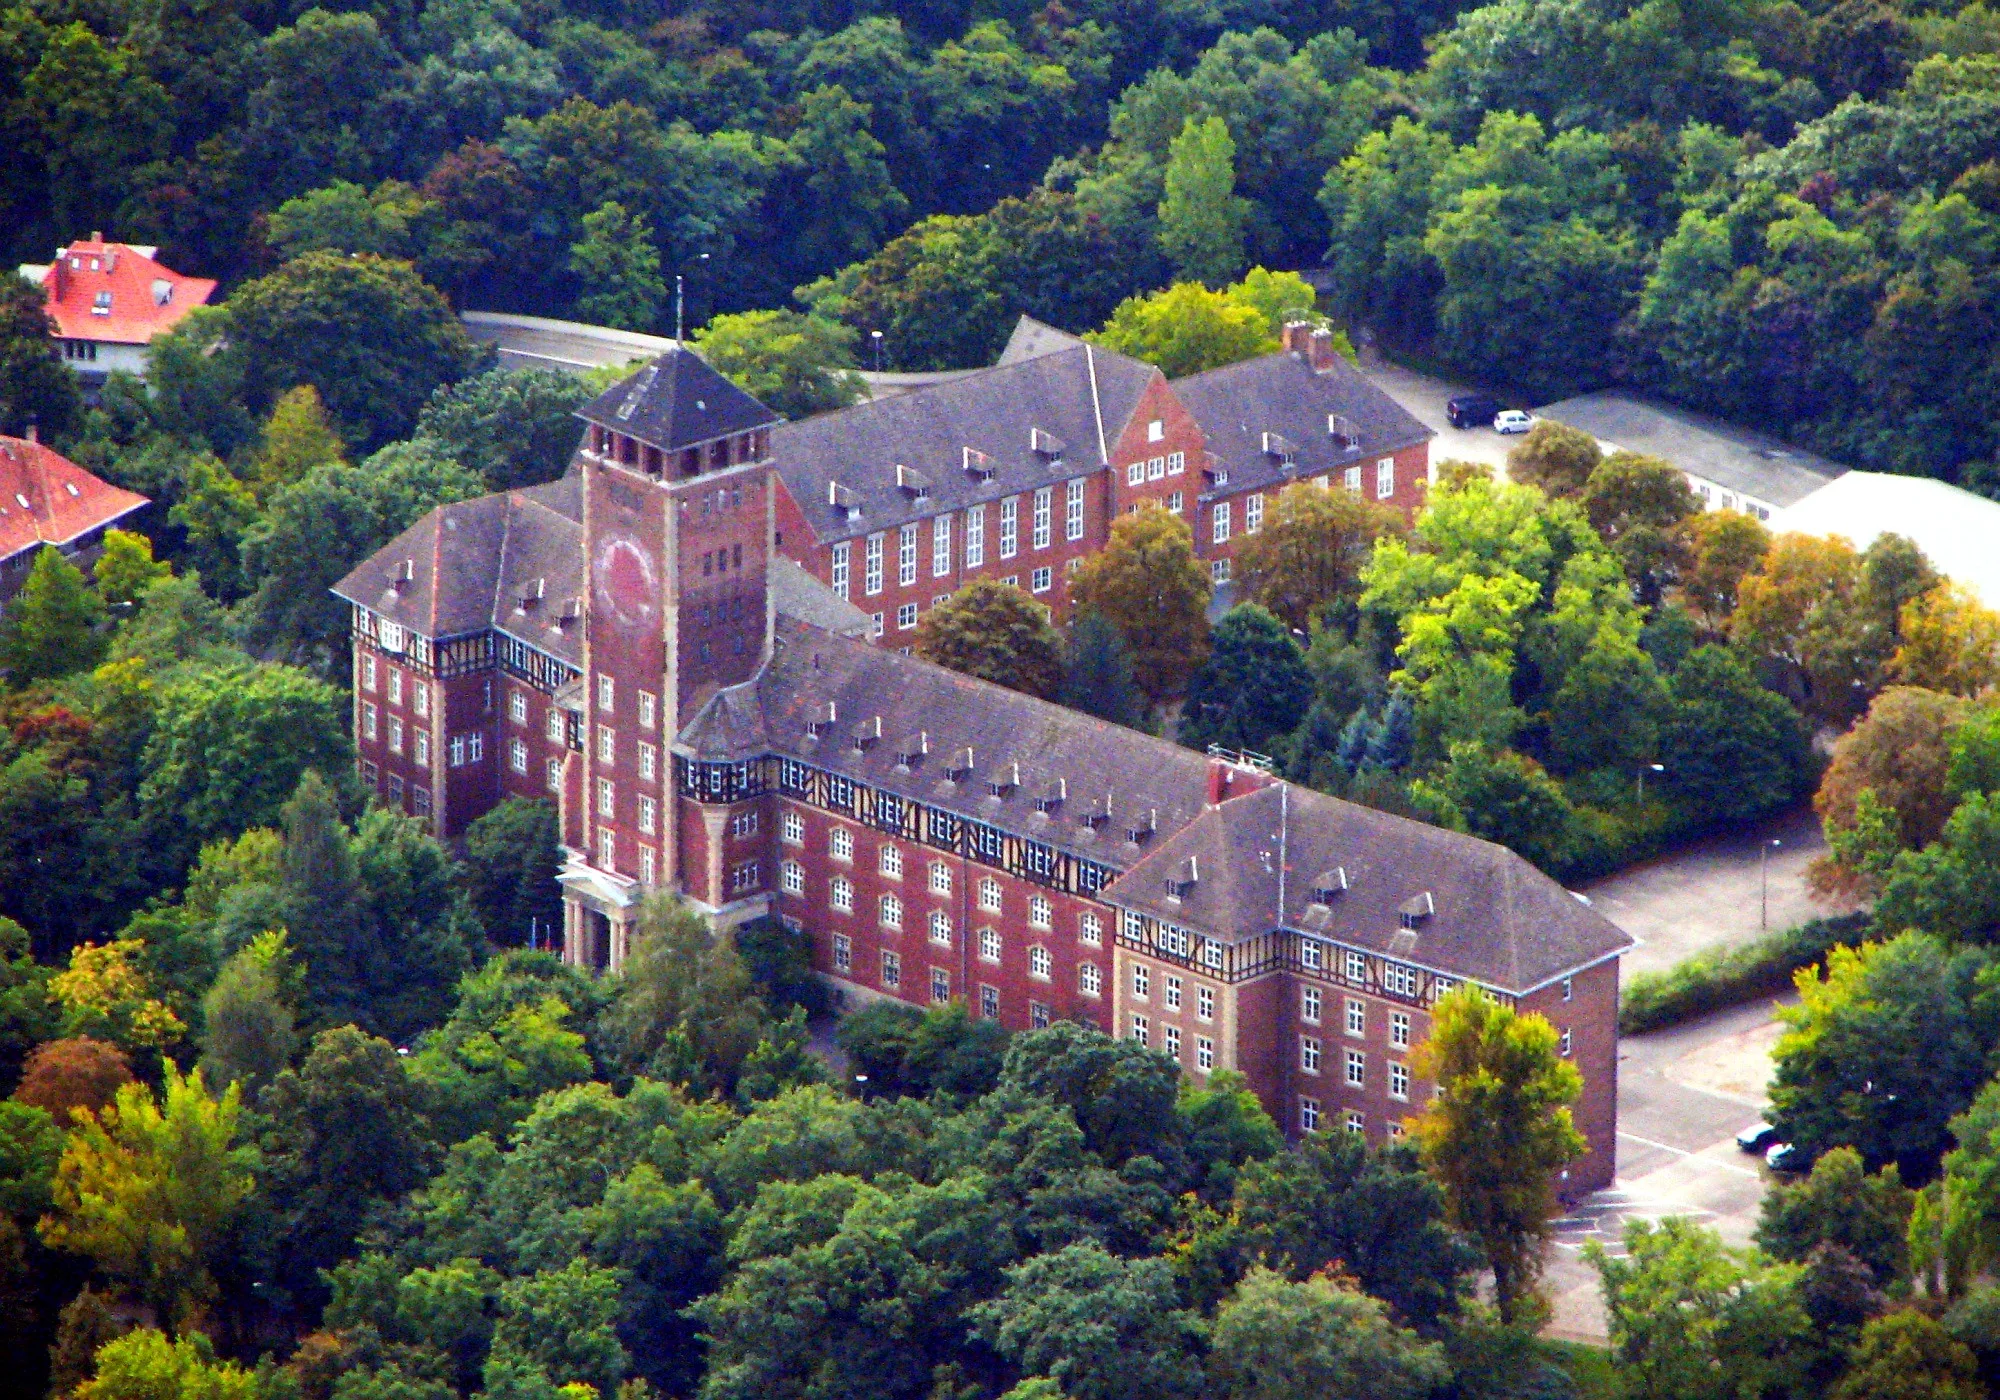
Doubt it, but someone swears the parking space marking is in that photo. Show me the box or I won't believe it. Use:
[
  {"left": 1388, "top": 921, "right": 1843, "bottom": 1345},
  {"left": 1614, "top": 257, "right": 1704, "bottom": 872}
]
[{"left": 1617, "top": 1130, "right": 1764, "bottom": 1179}]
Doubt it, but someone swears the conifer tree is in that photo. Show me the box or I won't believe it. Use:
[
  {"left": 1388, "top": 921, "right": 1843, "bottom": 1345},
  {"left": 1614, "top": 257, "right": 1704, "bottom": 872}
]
[{"left": 0, "top": 546, "right": 103, "bottom": 684}]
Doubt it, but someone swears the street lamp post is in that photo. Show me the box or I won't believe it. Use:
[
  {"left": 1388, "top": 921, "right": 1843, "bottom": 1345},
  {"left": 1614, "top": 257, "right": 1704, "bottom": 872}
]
[
  {"left": 1761, "top": 837, "right": 1782, "bottom": 931},
  {"left": 674, "top": 274, "right": 684, "bottom": 343},
  {"left": 1638, "top": 762, "right": 1665, "bottom": 802},
  {"left": 871, "top": 329, "right": 884, "bottom": 372}
]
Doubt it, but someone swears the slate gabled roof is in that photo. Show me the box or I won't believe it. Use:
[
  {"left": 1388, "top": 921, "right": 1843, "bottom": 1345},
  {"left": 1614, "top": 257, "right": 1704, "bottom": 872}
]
[
  {"left": 1171, "top": 351, "right": 1434, "bottom": 500},
  {"left": 577, "top": 349, "right": 780, "bottom": 451},
  {"left": 330, "top": 476, "right": 586, "bottom": 666},
  {"left": 1106, "top": 782, "right": 1633, "bottom": 992},
  {"left": 0, "top": 435, "right": 149, "bottom": 562},
  {"left": 771, "top": 342, "right": 1158, "bottom": 546}
]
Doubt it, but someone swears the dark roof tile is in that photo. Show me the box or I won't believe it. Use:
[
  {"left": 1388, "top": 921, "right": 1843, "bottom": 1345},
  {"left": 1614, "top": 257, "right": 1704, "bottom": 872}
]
[{"left": 577, "top": 348, "right": 779, "bottom": 451}]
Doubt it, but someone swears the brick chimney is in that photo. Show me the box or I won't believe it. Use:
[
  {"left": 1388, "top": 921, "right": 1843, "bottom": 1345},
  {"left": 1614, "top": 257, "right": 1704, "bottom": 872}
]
[
  {"left": 1308, "top": 326, "right": 1338, "bottom": 374},
  {"left": 1281, "top": 320, "right": 1315, "bottom": 359}
]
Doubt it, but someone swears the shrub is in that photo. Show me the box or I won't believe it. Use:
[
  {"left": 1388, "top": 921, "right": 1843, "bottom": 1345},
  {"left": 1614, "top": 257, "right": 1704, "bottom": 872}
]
[{"left": 1620, "top": 914, "right": 1871, "bottom": 1034}]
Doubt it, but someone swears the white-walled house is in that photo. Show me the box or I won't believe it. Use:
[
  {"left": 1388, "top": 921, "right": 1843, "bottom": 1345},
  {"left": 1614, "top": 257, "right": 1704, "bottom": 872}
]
[{"left": 16, "top": 235, "right": 216, "bottom": 388}]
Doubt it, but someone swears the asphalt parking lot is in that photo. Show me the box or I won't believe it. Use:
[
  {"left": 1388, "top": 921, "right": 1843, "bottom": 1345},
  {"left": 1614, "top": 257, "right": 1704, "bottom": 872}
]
[{"left": 1354, "top": 357, "right": 1522, "bottom": 477}]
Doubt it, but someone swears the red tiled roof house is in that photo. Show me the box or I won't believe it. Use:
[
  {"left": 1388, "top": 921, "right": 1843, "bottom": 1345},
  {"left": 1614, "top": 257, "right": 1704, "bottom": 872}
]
[
  {"left": 16, "top": 235, "right": 216, "bottom": 385},
  {"left": 0, "top": 433, "right": 149, "bottom": 609}
]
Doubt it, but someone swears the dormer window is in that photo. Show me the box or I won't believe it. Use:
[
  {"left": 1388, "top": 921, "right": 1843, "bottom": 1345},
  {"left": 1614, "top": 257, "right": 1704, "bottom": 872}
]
[
  {"left": 895, "top": 731, "right": 928, "bottom": 767},
  {"left": 828, "top": 480, "right": 860, "bottom": 517},
  {"left": 985, "top": 761, "right": 1019, "bottom": 797},
  {"left": 946, "top": 747, "right": 974, "bottom": 782},
  {"left": 851, "top": 715, "right": 882, "bottom": 751},
  {"left": 805, "top": 701, "right": 837, "bottom": 738},
  {"left": 1327, "top": 413, "right": 1359, "bottom": 447},
  {"left": 963, "top": 446, "right": 996, "bottom": 481},
  {"left": 1031, "top": 427, "right": 1065, "bottom": 459},
  {"left": 1165, "top": 856, "right": 1198, "bottom": 901},
  {"left": 92, "top": 291, "right": 112, "bottom": 316},
  {"left": 1398, "top": 891, "right": 1435, "bottom": 929},
  {"left": 1261, "top": 431, "right": 1296, "bottom": 464},
  {"left": 1079, "top": 794, "right": 1111, "bottom": 829},
  {"left": 1311, "top": 868, "right": 1348, "bottom": 905},
  {"left": 1036, "top": 778, "right": 1066, "bottom": 814},
  {"left": 895, "top": 464, "right": 930, "bottom": 501},
  {"left": 1125, "top": 808, "right": 1156, "bottom": 843}
]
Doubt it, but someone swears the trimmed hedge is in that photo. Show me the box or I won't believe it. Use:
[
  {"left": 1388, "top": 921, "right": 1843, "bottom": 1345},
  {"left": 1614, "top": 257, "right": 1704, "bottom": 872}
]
[{"left": 1619, "top": 912, "right": 1872, "bottom": 1035}]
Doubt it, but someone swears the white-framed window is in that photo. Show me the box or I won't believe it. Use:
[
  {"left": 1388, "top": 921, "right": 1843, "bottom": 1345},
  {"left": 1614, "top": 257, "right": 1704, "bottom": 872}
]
[
  {"left": 1391, "top": 1011, "right": 1411, "bottom": 1049},
  {"left": 1148, "top": 456, "right": 1166, "bottom": 480},
  {"left": 1065, "top": 478, "right": 1084, "bottom": 540},
  {"left": 361, "top": 702, "right": 378, "bottom": 741},
  {"left": 782, "top": 810, "right": 804, "bottom": 845},
  {"left": 1211, "top": 558, "right": 1230, "bottom": 584},
  {"left": 999, "top": 497, "right": 1018, "bottom": 558},
  {"left": 1300, "top": 1096, "right": 1320, "bottom": 1134},
  {"left": 1346, "top": 1110, "right": 1365, "bottom": 1136},
  {"left": 1029, "top": 895, "right": 1052, "bottom": 930},
  {"left": 413, "top": 681, "right": 430, "bottom": 718},
  {"left": 879, "top": 844, "right": 903, "bottom": 878},
  {"left": 965, "top": 504, "right": 985, "bottom": 567},
  {"left": 1164, "top": 1024, "right": 1181, "bottom": 1059},
  {"left": 447, "top": 735, "right": 463, "bottom": 766},
  {"left": 546, "top": 710, "right": 564, "bottom": 744},
  {"left": 1079, "top": 912, "right": 1102, "bottom": 945},
  {"left": 833, "top": 933, "right": 852, "bottom": 972},
  {"left": 1390, "top": 1061, "right": 1410, "bottom": 1100},
  {"left": 831, "top": 541, "right": 851, "bottom": 598},
  {"left": 640, "top": 846, "right": 656, "bottom": 887},
  {"left": 1301, "top": 986, "right": 1321, "bottom": 1024},
  {"left": 1126, "top": 460, "right": 1144, "bottom": 486},
  {"left": 981, "top": 984, "right": 1000, "bottom": 1019},
  {"left": 1561, "top": 1028, "right": 1573, "bottom": 1057},
  {"left": 470, "top": 732, "right": 484, "bottom": 763},
  {"left": 830, "top": 827, "right": 853, "bottom": 861},
  {"left": 1384, "top": 963, "right": 1420, "bottom": 998},
  {"left": 388, "top": 716, "right": 404, "bottom": 755},
  {"left": 1300, "top": 1036, "right": 1321, "bottom": 1074},
  {"left": 881, "top": 949, "right": 900, "bottom": 988},
  {"left": 1197, "top": 985, "right": 1215, "bottom": 1020},
  {"left": 1031, "top": 566, "right": 1052, "bottom": 593},
  {"left": 864, "top": 533, "right": 884, "bottom": 594},
  {"left": 731, "top": 860, "right": 759, "bottom": 893},
  {"left": 899, "top": 523, "right": 919, "bottom": 586},
  {"left": 897, "top": 602, "right": 918, "bottom": 630},
  {"left": 1029, "top": 944, "right": 1052, "bottom": 980},
  {"left": 597, "top": 825, "right": 615, "bottom": 867},
  {"left": 639, "top": 690, "right": 656, "bottom": 729},
  {"left": 1031, "top": 487, "right": 1052, "bottom": 549},
  {"left": 929, "top": 910, "right": 952, "bottom": 946},
  {"left": 1132, "top": 964, "right": 1150, "bottom": 999},
  {"left": 597, "top": 725, "right": 615, "bottom": 762},
  {"left": 1168, "top": 451, "right": 1184, "bottom": 474},
  {"left": 1148, "top": 418, "right": 1164, "bottom": 442},
  {"left": 1202, "top": 938, "right": 1224, "bottom": 971},
  {"left": 931, "top": 968, "right": 950, "bottom": 1004},
  {"left": 1346, "top": 1048, "right": 1366, "bottom": 1087},
  {"left": 508, "top": 689, "right": 525, "bottom": 724},
  {"left": 1196, "top": 1036, "right": 1214, "bottom": 1071},
  {"left": 1377, "top": 458, "right": 1395, "bottom": 499},
  {"left": 1079, "top": 962, "right": 1101, "bottom": 996},
  {"left": 1158, "top": 975, "right": 1179, "bottom": 1012},
  {"left": 1346, "top": 950, "right": 1367, "bottom": 982},
  {"left": 929, "top": 861, "right": 952, "bottom": 895},
  {"left": 879, "top": 893, "right": 903, "bottom": 930},
  {"left": 545, "top": 757, "right": 559, "bottom": 791},
  {"left": 638, "top": 794, "right": 657, "bottom": 834},
  {"left": 1562, "top": 976, "right": 1574, "bottom": 1002},
  {"left": 1345, "top": 465, "right": 1362, "bottom": 494},
  {"left": 1167, "top": 491, "right": 1183, "bottom": 514},
  {"left": 1302, "top": 941, "right": 1322, "bottom": 971},
  {"left": 933, "top": 516, "right": 952, "bottom": 577},
  {"left": 1434, "top": 978, "right": 1455, "bottom": 1002},
  {"left": 1346, "top": 998, "right": 1365, "bottom": 1036},
  {"left": 978, "top": 877, "right": 1002, "bottom": 913},
  {"left": 781, "top": 860, "right": 804, "bottom": 894},
  {"left": 869, "top": 612, "right": 884, "bottom": 638},
  {"left": 1031, "top": 1001, "right": 1051, "bottom": 1029},
  {"left": 1212, "top": 502, "right": 1231, "bottom": 543},
  {"left": 386, "top": 667, "right": 403, "bottom": 706},
  {"left": 831, "top": 876, "right": 857, "bottom": 912},
  {"left": 979, "top": 928, "right": 1002, "bottom": 963},
  {"left": 639, "top": 742, "right": 658, "bottom": 781},
  {"left": 1246, "top": 494, "right": 1264, "bottom": 533},
  {"left": 598, "top": 675, "right": 614, "bottom": 712},
  {"left": 1130, "top": 1014, "right": 1149, "bottom": 1047},
  {"left": 508, "top": 735, "right": 525, "bottom": 772},
  {"left": 597, "top": 777, "right": 615, "bottom": 816},
  {"left": 362, "top": 654, "right": 377, "bottom": 691}
]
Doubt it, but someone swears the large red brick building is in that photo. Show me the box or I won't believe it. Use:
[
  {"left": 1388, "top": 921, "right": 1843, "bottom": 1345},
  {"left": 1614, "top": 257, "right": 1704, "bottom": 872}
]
[{"left": 333, "top": 335, "right": 1633, "bottom": 1191}]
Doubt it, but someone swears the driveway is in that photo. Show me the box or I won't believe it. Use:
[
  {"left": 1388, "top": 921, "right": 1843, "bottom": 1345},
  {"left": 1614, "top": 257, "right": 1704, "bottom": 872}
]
[
  {"left": 1352, "top": 354, "right": 1522, "bottom": 478},
  {"left": 1544, "top": 999, "right": 1786, "bottom": 1341},
  {"left": 1582, "top": 803, "right": 1851, "bottom": 979}
]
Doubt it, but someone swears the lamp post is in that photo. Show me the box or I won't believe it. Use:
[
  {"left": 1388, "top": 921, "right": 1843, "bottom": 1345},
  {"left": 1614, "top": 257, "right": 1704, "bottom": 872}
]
[
  {"left": 871, "top": 329, "right": 884, "bottom": 372},
  {"left": 674, "top": 274, "right": 684, "bottom": 343},
  {"left": 1761, "top": 837, "right": 1782, "bottom": 931},
  {"left": 1638, "top": 762, "right": 1665, "bottom": 802}
]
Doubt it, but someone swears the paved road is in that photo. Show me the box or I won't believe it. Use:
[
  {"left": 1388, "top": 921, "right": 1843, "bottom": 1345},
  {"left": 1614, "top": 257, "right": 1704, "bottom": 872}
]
[
  {"left": 1352, "top": 355, "right": 1523, "bottom": 478},
  {"left": 1545, "top": 999, "right": 1786, "bottom": 1340},
  {"left": 1583, "top": 803, "right": 1851, "bottom": 979}
]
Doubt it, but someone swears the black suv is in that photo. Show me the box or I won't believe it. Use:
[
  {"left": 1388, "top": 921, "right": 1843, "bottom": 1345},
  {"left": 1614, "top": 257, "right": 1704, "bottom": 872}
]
[{"left": 1447, "top": 393, "right": 1502, "bottom": 429}]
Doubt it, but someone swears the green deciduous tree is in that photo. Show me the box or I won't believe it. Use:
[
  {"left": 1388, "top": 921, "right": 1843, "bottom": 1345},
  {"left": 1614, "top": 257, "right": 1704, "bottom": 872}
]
[
  {"left": 1068, "top": 504, "right": 1211, "bottom": 705},
  {"left": 411, "top": 367, "right": 591, "bottom": 492},
  {"left": 1412, "top": 986, "right": 1584, "bottom": 1322},
  {"left": 913, "top": 580, "right": 1065, "bottom": 700},
  {"left": 1233, "top": 482, "right": 1402, "bottom": 632},
  {"left": 1093, "top": 282, "right": 1273, "bottom": 378},
  {"left": 601, "top": 897, "right": 765, "bottom": 1097},
  {"left": 1757, "top": 1145, "right": 1914, "bottom": 1285},
  {"left": 250, "top": 384, "right": 347, "bottom": 502},
  {"left": 1505, "top": 422, "right": 1600, "bottom": 499},
  {"left": 1874, "top": 792, "right": 2000, "bottom": 946},
  {"left": 1414, "top": 742, "right": 1577, "bottom": 872},
  {"left": 1657, "top": 645, "right": 1815, "bottom": 825},
  {"left": 196, "top": 930, "right": 298, "bottom": 1097},
  {"left": 1059, "top": 610, "right": 1146, "bottom": 729},
  {"left": 1591, "top": 1217, "right": 1813, "bottom": 1400},
  {"left": 92, "top": 531, "right": 171, "bottom": 612},
  {"left": 0, "top": 546, "right": 104, "bottom": 685},
  {"left": 39, "top": 1063, "right": 253, "bottom": 1323},
  {"left": 167, "top": 455, "right": 260, "bottom": 601},
  {"left": 571, "top": 201, "right": 667, "bottom": 332},
  {"left": 693, "top": 310, "right": 865, "bottom": 421},
  {"left": 1834, "top": 1310, "right": 1984, "bottom": 1400},
  {"left": 1209, "top": 1266, "right": 1448, "bottom": 1400},
  {"left": 1157, "top": 116, "right": 1248, "bottom": 287},
  {"left": 74, "top": 1327, "right": 260, "bottom": 1400},
  {"left": 1179, "top": 604, "right": 1313, "bottom": 756},
  {"left": 0, "top": 273, "right": 79, "bottom": 439},
  {"left": 460, "top": 798, "right": 565, "bottom": 947}
]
